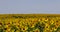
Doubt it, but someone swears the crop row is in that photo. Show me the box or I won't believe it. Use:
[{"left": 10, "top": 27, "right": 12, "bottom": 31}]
[{"left": 0, "top": 16, "right": 60, "bottom": 32}]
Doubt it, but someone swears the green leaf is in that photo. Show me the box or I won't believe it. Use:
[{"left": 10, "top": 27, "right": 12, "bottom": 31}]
[
  {"left": 0, "top": 29, "right": 3, "bottom": 32},
  {"left": 35, "top": 22, "right": 45, "bottom": 32},
  {"left": 27, "top": 25, "right": 33, "bottom": 32},
  {"left": 50, "top": 24, "right": 55, "bottom": 29},
  {"left": 11, "top": 26, "right": 18, "bottom": 32}
]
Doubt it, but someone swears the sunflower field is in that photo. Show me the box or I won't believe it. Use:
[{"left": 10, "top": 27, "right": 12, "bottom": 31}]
[{"left": 0, "top": 14, "right": 60, "bottom": 32}]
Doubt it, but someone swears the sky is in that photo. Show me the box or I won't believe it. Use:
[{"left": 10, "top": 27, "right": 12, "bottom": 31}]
[{"left": 0, "top": 0, "right": 60, "bottom": 14}]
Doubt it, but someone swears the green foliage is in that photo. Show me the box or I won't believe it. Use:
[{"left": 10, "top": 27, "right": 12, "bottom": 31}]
[
  {"left": 11, "top": 25, "right": 18, "bottom": 32},
  {"left": 0, "top": 29, "right": 3, "bottom": 32},
  {"left": 35, "top": 22, "right": 45, "bottom": 32},
  {"left": 26, "top": 25, "right": 33, "bottom": 32},
  {"left": 55, "top": 26, "right": 60, "bottom": 32},
  {"left": 50, "top": 24, "right": 55, "bottom": 29},
  {"left": 12, "top": 16, "right": 23, "bottom": 18}
]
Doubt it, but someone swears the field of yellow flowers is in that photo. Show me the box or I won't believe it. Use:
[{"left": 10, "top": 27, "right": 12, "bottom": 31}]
[{"left": 0, "top": 14, "right": 60, "bottom": 32}]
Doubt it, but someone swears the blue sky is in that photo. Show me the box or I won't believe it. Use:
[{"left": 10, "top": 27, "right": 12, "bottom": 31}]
[{"left": 0, "top": 0, "right": 60, "bottom": 14}]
